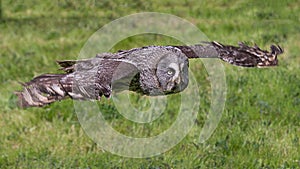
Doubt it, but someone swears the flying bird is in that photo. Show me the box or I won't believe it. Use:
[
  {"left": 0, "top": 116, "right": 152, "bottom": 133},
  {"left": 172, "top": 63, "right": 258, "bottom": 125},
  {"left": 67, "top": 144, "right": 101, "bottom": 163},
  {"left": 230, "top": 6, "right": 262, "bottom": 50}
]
[{"left": 15, "top": 42, "right": 283, "bottom": 108}]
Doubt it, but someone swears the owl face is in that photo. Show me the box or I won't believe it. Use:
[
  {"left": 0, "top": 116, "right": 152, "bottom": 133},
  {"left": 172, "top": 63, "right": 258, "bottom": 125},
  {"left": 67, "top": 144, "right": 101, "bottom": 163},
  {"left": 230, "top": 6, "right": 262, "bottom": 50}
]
[{"left": 156, "top": 53, "right": 189, "bottom": 94}]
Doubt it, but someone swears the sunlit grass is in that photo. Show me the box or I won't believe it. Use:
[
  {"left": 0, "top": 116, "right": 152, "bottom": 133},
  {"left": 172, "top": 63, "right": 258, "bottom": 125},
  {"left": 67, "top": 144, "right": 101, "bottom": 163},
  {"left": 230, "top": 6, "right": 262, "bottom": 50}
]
[{"left": 0, "top": 0, "right": 299, "bottom": 168}]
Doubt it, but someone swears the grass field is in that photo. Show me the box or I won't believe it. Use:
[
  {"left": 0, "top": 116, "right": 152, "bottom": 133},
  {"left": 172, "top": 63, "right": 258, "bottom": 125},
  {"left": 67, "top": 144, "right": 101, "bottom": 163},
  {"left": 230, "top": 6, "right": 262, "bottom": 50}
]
[{"left": 0, "top": 0, "right": 299, "bottom": 168}]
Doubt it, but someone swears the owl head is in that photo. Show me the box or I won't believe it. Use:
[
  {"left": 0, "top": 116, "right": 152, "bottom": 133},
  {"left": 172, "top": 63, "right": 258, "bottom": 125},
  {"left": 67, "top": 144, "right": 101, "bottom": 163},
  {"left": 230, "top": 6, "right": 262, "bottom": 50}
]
[{"left": 156, "top": 51, "right": 189, "bottom": 95}]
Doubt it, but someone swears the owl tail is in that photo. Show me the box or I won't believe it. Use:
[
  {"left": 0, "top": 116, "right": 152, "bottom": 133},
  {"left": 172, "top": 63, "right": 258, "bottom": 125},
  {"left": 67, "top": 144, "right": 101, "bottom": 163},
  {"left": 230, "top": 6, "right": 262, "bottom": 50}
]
[{"left": 15, "top": 74, "right": 71, "bottom": 108}]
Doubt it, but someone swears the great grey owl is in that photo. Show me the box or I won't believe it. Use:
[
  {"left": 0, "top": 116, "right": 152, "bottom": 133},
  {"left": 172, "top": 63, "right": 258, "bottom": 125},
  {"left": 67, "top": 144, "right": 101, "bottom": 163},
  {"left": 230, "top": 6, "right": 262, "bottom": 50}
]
[{"left": 16, "top": 41, "right": 283, "bottom": 107}]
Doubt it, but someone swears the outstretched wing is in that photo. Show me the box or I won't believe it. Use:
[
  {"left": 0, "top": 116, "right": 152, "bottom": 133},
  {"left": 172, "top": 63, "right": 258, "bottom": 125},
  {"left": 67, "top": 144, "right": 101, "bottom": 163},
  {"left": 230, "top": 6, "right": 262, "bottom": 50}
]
[
  {"left": 175, "top": 41, "right": 283, "bottom": 67},
  {"left": 61, "top": 57, "right": 139, "bottom": 99},
  {"left": 16, "top": 56, "right": 139, "bottom": 107}
]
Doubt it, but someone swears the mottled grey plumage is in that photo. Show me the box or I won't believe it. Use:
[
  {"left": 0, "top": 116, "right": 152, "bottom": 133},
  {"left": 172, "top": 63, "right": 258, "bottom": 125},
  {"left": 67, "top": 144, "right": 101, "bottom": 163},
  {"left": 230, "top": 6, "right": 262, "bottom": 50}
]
[{"left": 15, "top": 42, "right": 283, "bottom": 107}]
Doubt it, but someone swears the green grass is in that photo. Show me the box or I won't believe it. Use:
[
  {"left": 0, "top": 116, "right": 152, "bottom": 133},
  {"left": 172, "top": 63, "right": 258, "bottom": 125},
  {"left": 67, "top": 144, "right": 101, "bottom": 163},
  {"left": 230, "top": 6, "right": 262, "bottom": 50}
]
[{"left": 0, "top": 0, "right": 299, "bottom": 168}]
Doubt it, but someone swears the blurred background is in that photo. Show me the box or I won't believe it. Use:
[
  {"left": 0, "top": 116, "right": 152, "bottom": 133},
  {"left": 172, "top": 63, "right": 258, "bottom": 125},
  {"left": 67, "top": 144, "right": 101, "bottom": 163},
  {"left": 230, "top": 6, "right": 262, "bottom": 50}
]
[{"left": 0, "top": 0, "right": 299, "bottom": 168}]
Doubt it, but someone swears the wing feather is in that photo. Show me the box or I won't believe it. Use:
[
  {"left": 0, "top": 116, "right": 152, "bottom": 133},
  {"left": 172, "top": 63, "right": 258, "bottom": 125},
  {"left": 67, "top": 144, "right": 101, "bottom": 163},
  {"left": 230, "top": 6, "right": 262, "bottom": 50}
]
[{"left": 174, "top": 42, "right": 283, "bottom": 67}]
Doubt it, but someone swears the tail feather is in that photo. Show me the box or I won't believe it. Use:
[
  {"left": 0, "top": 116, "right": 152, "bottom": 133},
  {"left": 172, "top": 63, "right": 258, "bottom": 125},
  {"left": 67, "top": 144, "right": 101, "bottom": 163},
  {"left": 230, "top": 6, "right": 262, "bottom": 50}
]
[{"left": 15, "top": 74, "right": 69, "bottom": 108}]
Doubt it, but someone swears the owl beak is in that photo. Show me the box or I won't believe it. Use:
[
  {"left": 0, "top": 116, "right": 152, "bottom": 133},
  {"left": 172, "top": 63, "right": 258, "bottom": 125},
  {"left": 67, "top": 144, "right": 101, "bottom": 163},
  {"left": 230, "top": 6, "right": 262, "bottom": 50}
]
[
  {"left": 170, "top": 76, "right": 182, "bottom": 91},
  {"left": 175, "top": 75, "right": 189, "bottom": 91},
  {"left": 174, "top": 76, "right": 181, "bottom": 85},
  {"left": 165, "top": 76, "right": 186, "bottom": 94}
]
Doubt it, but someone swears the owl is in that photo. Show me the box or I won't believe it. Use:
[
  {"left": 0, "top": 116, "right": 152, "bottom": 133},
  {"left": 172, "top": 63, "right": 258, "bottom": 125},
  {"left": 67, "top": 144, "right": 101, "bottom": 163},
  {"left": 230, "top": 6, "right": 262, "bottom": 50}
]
[{"left": 15, "top": 42, "right": 283, "bottom": 107}]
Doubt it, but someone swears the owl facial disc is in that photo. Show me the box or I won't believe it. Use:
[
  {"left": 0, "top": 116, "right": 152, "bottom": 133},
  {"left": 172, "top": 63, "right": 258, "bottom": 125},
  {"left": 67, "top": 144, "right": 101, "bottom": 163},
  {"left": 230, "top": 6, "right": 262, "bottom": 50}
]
[{"left": 155, "top": 52, "right": 189, "bottom": 95}]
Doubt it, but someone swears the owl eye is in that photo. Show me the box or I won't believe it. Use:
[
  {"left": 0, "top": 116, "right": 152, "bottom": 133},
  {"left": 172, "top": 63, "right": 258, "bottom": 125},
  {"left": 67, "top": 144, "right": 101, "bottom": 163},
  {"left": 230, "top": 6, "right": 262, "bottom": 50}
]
[{"left": 167, "top": 68, "right": 175, "bottom": 76}]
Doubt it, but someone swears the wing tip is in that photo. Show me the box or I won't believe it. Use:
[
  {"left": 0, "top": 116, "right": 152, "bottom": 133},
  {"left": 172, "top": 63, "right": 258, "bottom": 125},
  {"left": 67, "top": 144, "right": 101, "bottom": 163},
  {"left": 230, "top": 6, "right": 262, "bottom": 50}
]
[
  {"left": 270, "top": 45, "right": 284, "bottom": 55},
  {"left": 14, "top": 91, "right": 32, "bottom": 108}
]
